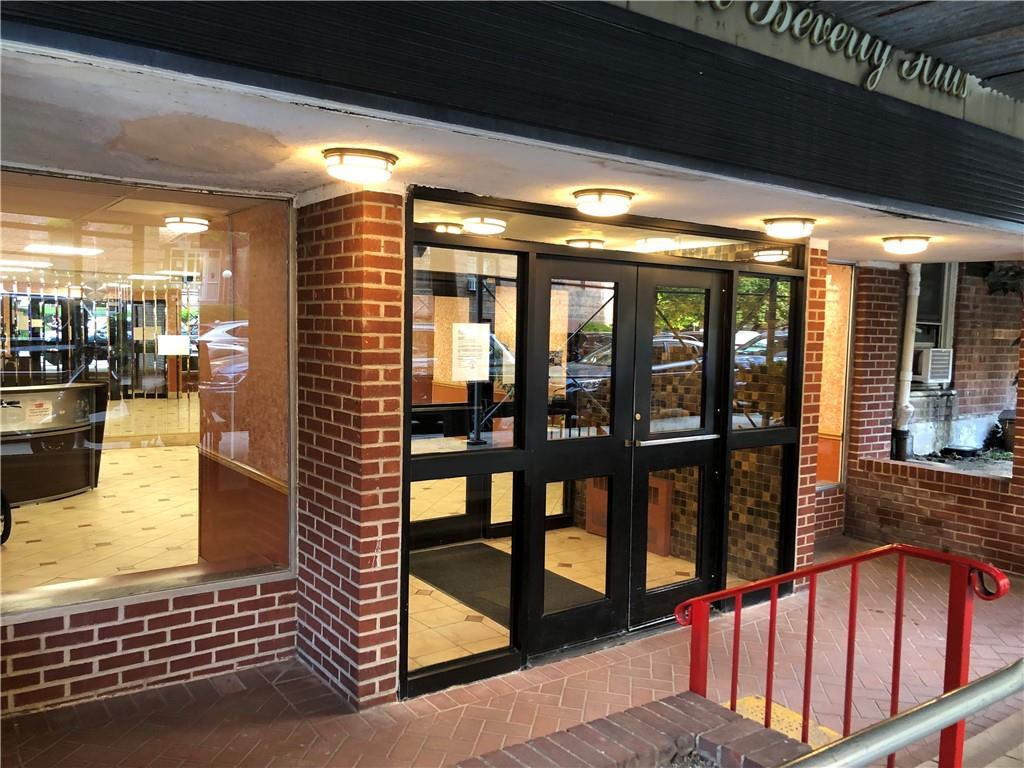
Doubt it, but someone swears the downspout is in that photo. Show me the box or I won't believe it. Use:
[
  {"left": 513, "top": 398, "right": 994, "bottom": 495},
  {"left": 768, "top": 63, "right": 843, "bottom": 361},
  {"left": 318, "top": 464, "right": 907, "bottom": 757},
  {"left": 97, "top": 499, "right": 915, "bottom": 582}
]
[{"left": 893, "top": 263, "right": 921, "bottom": 460}]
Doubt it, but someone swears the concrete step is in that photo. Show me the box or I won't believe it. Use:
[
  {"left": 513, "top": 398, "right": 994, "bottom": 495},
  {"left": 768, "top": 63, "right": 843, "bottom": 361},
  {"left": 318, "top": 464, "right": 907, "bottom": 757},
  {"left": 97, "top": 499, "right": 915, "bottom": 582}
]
[{"left": 914, "top": 709, "right": 1023, "bottom": 768}]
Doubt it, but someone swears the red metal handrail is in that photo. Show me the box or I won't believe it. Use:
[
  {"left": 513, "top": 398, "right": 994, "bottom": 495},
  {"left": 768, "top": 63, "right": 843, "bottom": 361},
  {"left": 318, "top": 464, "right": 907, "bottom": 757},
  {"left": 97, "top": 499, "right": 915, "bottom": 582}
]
[{"left": 675, "top": 543, "right": 1010, "bottom": 768}]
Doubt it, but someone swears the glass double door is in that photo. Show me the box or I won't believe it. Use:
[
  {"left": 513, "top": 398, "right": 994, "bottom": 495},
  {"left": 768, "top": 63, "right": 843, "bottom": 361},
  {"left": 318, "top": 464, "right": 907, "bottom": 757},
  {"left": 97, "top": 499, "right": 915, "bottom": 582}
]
[{"left": 526, "top": 256, "right": 724, "bottom": 653}]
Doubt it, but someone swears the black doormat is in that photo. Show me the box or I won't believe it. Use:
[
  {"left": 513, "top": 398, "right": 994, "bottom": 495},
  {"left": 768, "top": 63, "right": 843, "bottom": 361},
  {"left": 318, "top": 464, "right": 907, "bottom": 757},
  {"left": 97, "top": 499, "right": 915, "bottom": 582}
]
[{"left": 409, "top": 542, "right": 604, "bottom": 626}]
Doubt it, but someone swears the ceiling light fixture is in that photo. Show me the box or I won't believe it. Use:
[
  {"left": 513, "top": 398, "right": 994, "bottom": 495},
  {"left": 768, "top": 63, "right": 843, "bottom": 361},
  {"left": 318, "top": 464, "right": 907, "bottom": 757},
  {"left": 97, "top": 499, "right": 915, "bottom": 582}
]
[
  {"left": 127, "top": 274, "right": 169, "bottom": 282},
  {"left": 573, "top": 188, "right": 634, "bottom": 217},
  {"left": 322, "top": 148, "right": 398, "bottom": 184},
  {"left": 164, "top": 216, "right": 209, "bottom": 234},
  {"left": 752, "top": 248, "right": 790, "bottom": 263},
  {"left": 763, "top": 217, "right": 816, "bottom": 239},
  {"left": 566, "top": 239, "right": 605, "bottom": 249},
  {"left": 155, "top": 270, "right": 201, "bottom": 277},
  {"left": 23, "top": 244, "right": 103, "bottom": 257},
  {"left": 634, "top": 237, "right": 678, "bottom": 253},
  {"left": 462, "top": 216, "right": 507, "bottom": 235},
  {"left": 1, "top": 258, "right": 54, "bottom": 269},
  {"left": 882, "top": 236, "right": 930, "bottom": 255},
  {"left": 432, "top": 222, "right": 463, "bottom": 235},
  {"left": 0, "top": 267, "right": 32, "bottom": 273}
]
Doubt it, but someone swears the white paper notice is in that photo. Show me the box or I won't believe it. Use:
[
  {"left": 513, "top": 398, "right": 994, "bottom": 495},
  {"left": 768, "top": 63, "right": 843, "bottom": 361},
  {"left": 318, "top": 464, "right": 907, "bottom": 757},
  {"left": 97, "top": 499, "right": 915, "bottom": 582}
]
[
  {"left": 26, "top": 400, "right": 52, "bottom": 425},
  {"left": 451, "top": 323, "right": 490, "bottom": 382}
]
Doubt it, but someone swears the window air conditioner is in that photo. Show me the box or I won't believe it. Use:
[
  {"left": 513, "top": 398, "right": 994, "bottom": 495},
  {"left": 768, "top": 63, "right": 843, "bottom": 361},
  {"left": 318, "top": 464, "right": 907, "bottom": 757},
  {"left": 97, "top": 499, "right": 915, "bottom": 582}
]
[{"left": 912, "top": 347, "right": 953, "bottom": 386}]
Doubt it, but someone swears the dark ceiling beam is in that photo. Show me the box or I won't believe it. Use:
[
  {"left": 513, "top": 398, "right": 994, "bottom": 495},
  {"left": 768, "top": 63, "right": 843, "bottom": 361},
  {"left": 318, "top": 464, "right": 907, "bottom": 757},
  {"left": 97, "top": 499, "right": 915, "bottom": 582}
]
[{"left": 807, "top": 0, "right": 1024, "bottom": 98}]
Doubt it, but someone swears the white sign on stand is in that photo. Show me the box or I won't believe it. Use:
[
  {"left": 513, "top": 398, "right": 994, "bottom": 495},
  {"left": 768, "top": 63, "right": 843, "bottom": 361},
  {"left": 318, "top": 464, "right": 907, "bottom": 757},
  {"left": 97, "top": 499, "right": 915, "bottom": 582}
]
[{"left": 451, "top": 323, "right": 490, "bottom": 382}]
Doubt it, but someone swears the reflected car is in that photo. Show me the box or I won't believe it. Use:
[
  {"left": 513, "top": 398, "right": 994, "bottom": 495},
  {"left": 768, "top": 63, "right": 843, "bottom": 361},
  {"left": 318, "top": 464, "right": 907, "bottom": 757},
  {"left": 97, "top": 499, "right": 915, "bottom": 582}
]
[
  {"left": 558, "top": 334, "right": 705, "bottom": 406},
  {"left": 197, "top": 321, "right": 249, "bottom": 448},
  {"left": 734, "top": 328, "right": 788, "bottom": 369}
]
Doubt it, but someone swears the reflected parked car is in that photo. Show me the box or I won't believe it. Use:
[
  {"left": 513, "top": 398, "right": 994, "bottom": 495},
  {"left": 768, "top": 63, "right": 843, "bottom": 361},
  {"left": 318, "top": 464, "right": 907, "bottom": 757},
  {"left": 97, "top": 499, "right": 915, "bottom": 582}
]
[
  {"left": 558, "top": 333, "right": 705, "bottom": 406},
  {"left": 734, "top": 328, "right": 788, "bottom": 369},
  {"left": 197, "top": 321, "right": 248, "bottom": 450}
]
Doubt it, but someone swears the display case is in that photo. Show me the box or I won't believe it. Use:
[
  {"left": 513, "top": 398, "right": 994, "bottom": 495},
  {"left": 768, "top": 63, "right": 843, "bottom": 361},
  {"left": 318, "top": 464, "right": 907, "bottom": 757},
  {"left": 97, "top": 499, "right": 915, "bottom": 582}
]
[{"left": 0, "top": 382, "right": 108, "bottom": 506}]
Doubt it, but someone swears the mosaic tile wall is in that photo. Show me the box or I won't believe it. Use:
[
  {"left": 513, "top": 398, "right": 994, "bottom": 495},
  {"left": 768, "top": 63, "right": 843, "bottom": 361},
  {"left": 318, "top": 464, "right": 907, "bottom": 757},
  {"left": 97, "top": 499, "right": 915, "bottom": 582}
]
[
  {"left": 658, "top": 466, "right": 700, "bottom": 561},
  {"left": 570, "top": 477, "right": 607, "bottom": 532},
  {"left": 650, "top": 346, "right": 703, "bottom": 423},
  {"left": 728, "top": 445, "right": 783, "bottom": 582},
  {"left": 578, "top": 384, "right": 613, "bottom": 436},
  {"left": 734, "top": 362, "right": 788, "bottom": 428}
]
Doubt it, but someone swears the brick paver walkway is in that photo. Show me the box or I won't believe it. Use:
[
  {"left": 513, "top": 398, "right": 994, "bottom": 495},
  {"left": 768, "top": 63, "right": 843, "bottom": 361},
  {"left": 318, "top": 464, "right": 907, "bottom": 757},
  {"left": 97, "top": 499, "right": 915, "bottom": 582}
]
[{"left": 3, "top": 536, "right": 1021, "bottom": 768}]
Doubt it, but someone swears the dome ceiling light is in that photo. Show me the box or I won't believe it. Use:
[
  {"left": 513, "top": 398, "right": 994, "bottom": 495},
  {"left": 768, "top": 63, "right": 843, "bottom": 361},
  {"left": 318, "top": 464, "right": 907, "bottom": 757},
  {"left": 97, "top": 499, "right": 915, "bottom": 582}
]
[
  {"left": 566, "top": 238, "right": 605, "bottom": 249},
  {"left": 462, "top": 216, "right": 507, "bottom": 235},
  {"left": 164, "top": 216, "right": 209, "bottom": 234},
  {"left": 882, "top": 236, "right": 930, "bottom": 255},
  {"left": 322, "top": 147, "right": 398, "bottom": 184},
  {"left": 573, "top": 188, "right": 634, "bottom": 217},
  {"left": 763, "top": 217, "right": 816, "bottom": 239},
  {"left": 432, "top": 222, "right": 463, "bottom": 235},
  {"left": 752, "top": 248, "right": 790, "bottom": 263}
]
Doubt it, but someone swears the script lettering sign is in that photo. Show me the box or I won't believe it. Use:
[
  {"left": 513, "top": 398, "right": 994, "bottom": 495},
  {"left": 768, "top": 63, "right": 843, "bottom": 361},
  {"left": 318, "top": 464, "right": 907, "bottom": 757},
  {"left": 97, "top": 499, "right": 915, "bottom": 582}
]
[{"left": 700, "top": 0, "right": 969, "bottom": 99}]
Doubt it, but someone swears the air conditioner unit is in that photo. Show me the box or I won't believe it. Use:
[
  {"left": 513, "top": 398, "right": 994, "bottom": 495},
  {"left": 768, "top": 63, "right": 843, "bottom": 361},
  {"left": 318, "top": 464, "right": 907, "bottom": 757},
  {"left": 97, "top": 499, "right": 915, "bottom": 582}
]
[{"left": 912, "top": 347, "right": 953, "bottom": 386}]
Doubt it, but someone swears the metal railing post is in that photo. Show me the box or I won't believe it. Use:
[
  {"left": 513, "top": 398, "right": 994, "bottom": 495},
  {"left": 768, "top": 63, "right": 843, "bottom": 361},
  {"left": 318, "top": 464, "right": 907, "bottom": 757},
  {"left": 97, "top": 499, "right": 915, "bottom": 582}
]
[
  {"left": 938, "top": 562, "right": 974, "bottom": 768},
  {"left": 688, "top": 600, "right": 710, "bottom": 697},
  {"left": 675, "top": 543, "right": 1010, "bottom": 761}
]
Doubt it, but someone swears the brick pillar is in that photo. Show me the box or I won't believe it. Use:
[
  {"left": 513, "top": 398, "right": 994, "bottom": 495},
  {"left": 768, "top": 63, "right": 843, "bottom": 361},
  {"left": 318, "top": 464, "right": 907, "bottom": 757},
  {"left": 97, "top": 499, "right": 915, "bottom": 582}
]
[
  {"left": 846, "top": 268, "right": 904, "bottom": 462},
  {"left": 295, "top": 191, "right": 404, "bottom": 707},
  {"left": 795, "top": 246, "right": 827, "bottom": 569}
]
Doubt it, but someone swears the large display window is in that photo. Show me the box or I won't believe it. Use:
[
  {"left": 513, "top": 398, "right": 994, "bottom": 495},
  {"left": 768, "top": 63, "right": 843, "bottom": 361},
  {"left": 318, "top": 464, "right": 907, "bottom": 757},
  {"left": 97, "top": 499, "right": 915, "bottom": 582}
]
[{"left": 0, "top": 171, "right": 291, "bottom": 612}]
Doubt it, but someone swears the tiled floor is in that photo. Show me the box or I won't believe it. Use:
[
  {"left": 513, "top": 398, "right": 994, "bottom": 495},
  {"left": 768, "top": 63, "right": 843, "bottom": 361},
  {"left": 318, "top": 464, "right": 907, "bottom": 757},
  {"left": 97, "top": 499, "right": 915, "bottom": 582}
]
[
  {"left": 2, "top": 396, "right": 202, "bottom": 605},
  {"left": 408, "top": 528, "right": 702, "bottom": 670},
  {"left": 103, "top": 397, "right": 200, "bottom": 447},
  {"left": 0, "top": 446, "right": 199, "bottom": 602},
  {"left": 407, "top": 575, "right": 510, "bottom": 671},
  {"left": 8, "top": 535, "right": 1017, "bottom": 768}
]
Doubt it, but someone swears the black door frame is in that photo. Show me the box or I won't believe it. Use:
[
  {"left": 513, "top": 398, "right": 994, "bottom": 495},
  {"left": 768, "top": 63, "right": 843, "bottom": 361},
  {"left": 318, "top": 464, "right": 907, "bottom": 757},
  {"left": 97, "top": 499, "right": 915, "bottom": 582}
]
[
  {"left": 524, "top": 256, "right": 637, "bottom": 652},
  {"left": 401, "top": 188, "right": 806, "bottom": 698},
  {"left": 627, "top": 266, "right": 725, "bottom": 628}
]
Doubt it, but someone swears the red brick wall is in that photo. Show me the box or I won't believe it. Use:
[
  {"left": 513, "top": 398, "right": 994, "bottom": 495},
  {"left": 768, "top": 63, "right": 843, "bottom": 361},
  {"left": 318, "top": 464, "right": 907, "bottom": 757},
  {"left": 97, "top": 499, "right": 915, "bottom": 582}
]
[
  {"left": 295, "top": 191, "right": 404, "bottom": 708},
  {"left": 0, "top": 578, "right": 296, "bottom": 714},
  {"left": 846, "top": 268, "right": 904, "bottom": 462},
  {"left": 814, "top": 485, "right": 845, "bottom": 537},
  {"left": 952, "top": 265, "right": 1020, "bottom": 417},
  {"left": 844, "top": 267, "right": 1024, "bottom": 575},
  {"left": 846, "top": 460, "right": 1024, "bottom": 575},
  {"left": 796, "top": 247, "right": 827, "bottom": 568}
]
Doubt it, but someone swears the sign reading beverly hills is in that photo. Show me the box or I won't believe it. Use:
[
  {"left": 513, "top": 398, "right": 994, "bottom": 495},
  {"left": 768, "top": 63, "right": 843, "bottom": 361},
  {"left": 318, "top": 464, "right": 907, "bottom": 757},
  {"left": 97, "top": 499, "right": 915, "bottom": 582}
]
[{"left": 700, "top": 0, "right": 969, "bottom": 99}]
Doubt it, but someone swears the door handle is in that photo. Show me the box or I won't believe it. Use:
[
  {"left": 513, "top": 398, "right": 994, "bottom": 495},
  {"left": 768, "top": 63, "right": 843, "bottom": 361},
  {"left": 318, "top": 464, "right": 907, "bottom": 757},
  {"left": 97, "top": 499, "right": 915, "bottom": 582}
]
[{"left": 627, "top": 434, "right": 719, "bottom": 448}]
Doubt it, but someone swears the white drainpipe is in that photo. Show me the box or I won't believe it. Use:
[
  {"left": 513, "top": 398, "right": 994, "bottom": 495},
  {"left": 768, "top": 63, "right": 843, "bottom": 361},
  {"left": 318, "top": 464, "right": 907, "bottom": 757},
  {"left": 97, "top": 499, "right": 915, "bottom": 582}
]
[{"left": 893, "top": 263, "right": 921, "bottom": 457}]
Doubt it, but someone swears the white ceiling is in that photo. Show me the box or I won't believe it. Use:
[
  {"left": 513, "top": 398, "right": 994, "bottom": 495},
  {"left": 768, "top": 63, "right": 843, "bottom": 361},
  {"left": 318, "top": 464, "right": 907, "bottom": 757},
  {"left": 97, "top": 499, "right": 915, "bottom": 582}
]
[{"left": 2, "top": 45, "right": 1022, "bottom": 266}]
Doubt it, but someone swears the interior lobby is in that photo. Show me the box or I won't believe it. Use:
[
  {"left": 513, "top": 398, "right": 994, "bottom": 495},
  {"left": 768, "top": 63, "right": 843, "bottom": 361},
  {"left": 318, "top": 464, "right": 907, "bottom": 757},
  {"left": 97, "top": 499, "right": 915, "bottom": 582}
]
[{"left": 0, "top": 172, "right": 290, "bottom": 612}]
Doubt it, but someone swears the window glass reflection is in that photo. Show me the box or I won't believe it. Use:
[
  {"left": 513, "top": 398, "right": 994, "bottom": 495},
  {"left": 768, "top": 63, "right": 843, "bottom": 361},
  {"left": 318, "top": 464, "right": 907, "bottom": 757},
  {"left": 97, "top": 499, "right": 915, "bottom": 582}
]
[
  {"left": 650, "top": 287, "right": 707, "bottom": 433},
  {"left": 733, "top": 276, "right": 791, "bottom": 429},
  {"left": 543, "top": 478, "right": 610, "bottom": 612},
  {"left": 646, "top": 466, "right": 701, "bottom": 591},
  {"left": 818, "top": 265, "right": 853, "bottom": 484},
  {"left": 408, "top": 473, "right": 514, "bottom": 669},
  {"left": 0, "top": 172, "right": 289, "bottom": 612},
  {"left": 547, "top": 279, "right": 616, "bottom": 440},
  {"left": 410, "top": 247, "right": 518, "bottom": 454}
]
